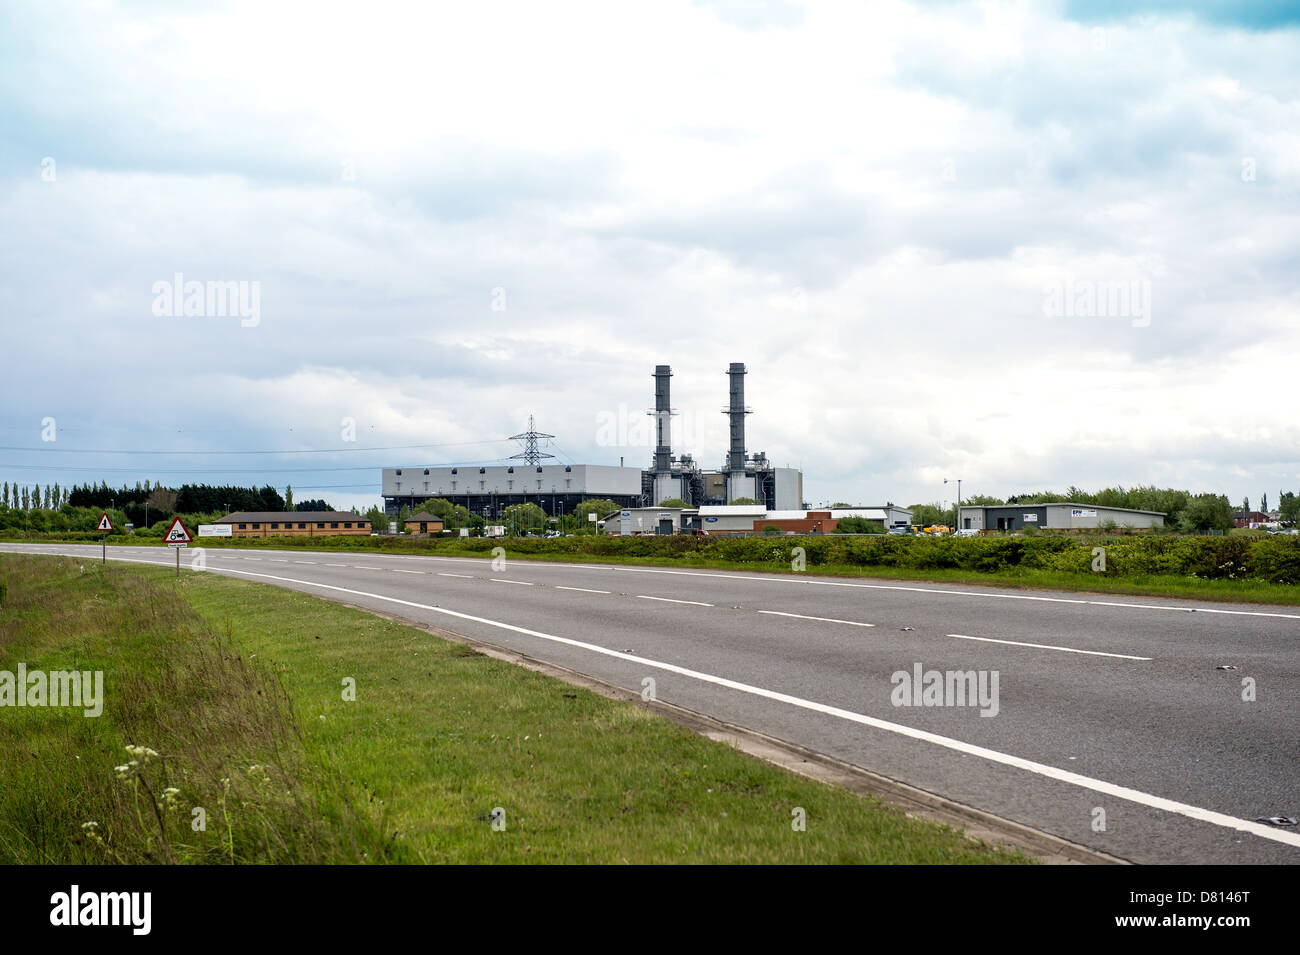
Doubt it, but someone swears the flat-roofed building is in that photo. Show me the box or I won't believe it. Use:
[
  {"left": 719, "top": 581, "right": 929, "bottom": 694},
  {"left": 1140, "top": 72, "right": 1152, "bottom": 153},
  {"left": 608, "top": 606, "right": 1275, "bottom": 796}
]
[{"left": 957, "top": 503, "right": 1165, "bottom": 532}]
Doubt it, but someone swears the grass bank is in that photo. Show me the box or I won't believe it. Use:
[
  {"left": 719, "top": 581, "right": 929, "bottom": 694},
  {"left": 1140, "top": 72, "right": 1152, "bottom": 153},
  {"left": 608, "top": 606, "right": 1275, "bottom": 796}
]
[{"left": 0, "top": 554, "right": 1028, "bottom": 864}]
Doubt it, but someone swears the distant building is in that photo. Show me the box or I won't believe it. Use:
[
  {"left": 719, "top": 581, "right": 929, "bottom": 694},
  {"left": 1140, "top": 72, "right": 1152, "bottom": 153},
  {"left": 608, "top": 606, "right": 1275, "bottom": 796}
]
[
  {"left": 215, "top": 511, "right": 370, "bottom": 537},
  {"left": 958, "top": 503, "right": 1165, "bottom": 532},
  {"left": 1234, "top": 510, "right": 1269, "bottom": 529},
  {"left": 403, "top": 512, "right": 445, "bottom": 535},
  {"left": 602, "top": 504, "right": 911, "bottom": 536}
]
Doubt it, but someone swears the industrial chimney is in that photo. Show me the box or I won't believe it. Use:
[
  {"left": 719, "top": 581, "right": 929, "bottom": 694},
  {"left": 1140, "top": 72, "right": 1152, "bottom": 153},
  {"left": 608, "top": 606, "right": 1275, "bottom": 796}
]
[
  {"left": 653, "top": 364, "right": 673, "bottom": 472},
  {"left": 726, "top": 362, "right": 750, "bottom": 472}
]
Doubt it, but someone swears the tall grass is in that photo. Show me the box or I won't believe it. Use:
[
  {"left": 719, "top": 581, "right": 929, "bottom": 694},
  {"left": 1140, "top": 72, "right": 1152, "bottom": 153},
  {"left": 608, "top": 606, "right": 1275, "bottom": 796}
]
[{"left": 0, "top": 555, "right": 389, "bottom": 863}]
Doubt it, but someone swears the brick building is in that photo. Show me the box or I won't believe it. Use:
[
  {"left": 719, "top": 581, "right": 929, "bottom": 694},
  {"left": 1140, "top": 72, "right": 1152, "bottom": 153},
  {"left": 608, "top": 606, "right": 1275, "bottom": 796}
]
[{"left": 214, "top": 511, "right": 371, "bottom": 538}]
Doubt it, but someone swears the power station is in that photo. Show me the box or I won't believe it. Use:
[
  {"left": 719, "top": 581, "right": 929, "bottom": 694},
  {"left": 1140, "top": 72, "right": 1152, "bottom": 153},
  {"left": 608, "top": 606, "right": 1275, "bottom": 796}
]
[{"left": 381, "top": 362, "right": 803, "bottom": 517}]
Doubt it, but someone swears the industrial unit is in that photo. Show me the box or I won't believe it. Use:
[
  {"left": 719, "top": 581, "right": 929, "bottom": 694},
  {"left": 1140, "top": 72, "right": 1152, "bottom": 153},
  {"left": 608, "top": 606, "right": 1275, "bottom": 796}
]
[
  {"left": 604, "top": 505, "right": 911, "bottom": 536},
  {"left": 382, "top": 362, "right": 805, "bottom": 518},
  {"left": 957, "top": 503, "right": 1165, "bottom": 532}
]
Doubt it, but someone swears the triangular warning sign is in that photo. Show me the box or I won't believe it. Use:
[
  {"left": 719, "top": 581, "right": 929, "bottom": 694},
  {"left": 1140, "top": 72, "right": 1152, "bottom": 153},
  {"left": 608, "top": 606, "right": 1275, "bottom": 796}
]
[
  {"left": 96, "top": 513, "right": 113, "bottom": 532},
  {"left": 163, "top": 517, "right": 192, "bottom": 543}
]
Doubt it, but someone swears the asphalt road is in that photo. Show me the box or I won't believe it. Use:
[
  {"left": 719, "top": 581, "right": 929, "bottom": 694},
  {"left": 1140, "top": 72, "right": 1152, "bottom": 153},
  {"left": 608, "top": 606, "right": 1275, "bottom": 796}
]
[{"left": 5, "top": 541, "right": 1298, "bottom": 864}]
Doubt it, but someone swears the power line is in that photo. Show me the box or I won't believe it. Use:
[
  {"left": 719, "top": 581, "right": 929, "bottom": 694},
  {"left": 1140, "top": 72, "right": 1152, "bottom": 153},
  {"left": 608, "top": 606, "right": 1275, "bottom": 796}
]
[{"left": 0, "top": 439, "right": 513, "bottom": 456}]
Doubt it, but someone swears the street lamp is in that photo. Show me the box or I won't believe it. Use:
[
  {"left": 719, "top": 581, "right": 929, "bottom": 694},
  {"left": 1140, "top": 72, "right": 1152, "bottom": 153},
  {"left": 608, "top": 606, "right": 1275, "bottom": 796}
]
[{"left": 944, "top": 478, "right": 962, "bottom": 529}]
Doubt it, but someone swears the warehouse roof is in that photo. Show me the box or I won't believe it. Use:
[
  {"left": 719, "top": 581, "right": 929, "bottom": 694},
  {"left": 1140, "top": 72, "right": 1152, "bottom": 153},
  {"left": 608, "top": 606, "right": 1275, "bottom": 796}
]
[
  {"left": 959, "top": 502, "right": 1166, "bottom": 516},
  {"left": 405, "top": 512, "right": 443, "bottom": 522},
  {"left": 216, "top": 512, "right": 368, "bottom": 523}
]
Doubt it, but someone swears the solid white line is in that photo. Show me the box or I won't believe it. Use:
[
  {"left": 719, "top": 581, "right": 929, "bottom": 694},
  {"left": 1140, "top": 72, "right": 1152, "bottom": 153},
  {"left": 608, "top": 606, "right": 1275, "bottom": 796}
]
[
  {"left": 947, "top": 633, "right": 1152, "bottom": 661},
  {"left": 757, "top": 610, "right": 875, "bottom": 628},
  {"left": 636, "top": 595, "right": 713, "bottom": 607},
  {"left": 438, "top": 572, "right": 474, "bottom": 579},
  {"left": 556, "top": 586, "right": 611, "bottom": 594},
  {"left": 491, "top": 578, "right": 534, "bottom": 586},
  {"left": 75, "top": 555, "right": 1294, "bottom": 851}
]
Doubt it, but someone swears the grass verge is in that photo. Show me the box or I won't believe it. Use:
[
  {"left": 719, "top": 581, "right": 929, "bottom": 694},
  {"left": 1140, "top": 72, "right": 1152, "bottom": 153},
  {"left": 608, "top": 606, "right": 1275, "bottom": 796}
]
[{"left": 0, "top": 554, "right": 1030, "bottom": 864}]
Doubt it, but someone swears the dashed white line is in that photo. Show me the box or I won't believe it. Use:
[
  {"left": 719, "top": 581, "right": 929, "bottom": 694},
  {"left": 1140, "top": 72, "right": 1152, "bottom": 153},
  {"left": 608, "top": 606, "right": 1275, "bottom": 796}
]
[
  {"left": 757, "top": 610, "right": 875, "bottom": 628},
  {"left": 352, "top": 566, "right": 384, "bottom": 571},
  {"left": 392, "top": 569, "right": 425, "bottom": 575},
  {"left": 438, "top": 572, "right": 474, "bottom": 579},
  {"left": 556, "top": 586, "right": 611, "bottom": 595},
  {"left": 491, "top": 578, "right": 534, "bottom": 586},
  {"left": 294, "top": 560, "right": 316, "bottom": 565},
  {"left": 637, "top": 595, "right": 713, "bottom": 607},
  {"left": 324, "top": 563, "right": 348, "bottom": 567},
  {"left": 946, "top": 633, "right": 1152, "bottom": 661},
  {"left": 269, "top": 559, "right": 288, "bottom": 563}
]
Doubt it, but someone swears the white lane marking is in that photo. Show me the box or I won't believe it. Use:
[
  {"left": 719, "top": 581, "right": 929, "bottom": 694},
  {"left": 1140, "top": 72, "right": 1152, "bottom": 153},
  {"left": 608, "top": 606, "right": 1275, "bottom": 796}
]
[
  {"left": 556, "top": 586, "right": 611, "bottom": 595},
  {"left": 324, "top": 563, "right": 348, "bottom": 567},
  {"left": 352, "top": 566, "right": 384, "bottom": 571},
  {"left": 758, "top": 610, "right": 875, "bottom": 628},
  {"left": 294, "top": 561, "right": 316, "bottom": 565},
  {"left": 269, "top": 559, "right": 289, "bottom": 563},
  {"left": 438, "top": 572, "right": 474, "bottom": 579},
  {"left": 636, "top": 595, "right": 713, "bottom": 607},
  {"left": 392, "top": 569, "right": 424, "bottom": 575},
  {"left": 947, "top": 633, "right": 1152, "bottom": 661},
  {"left": 491, "top": 578, "right": 534, "bottom": 586},
  {"left": 243, "top": 557, "right": 262, "bottom": 561},
  {"left": 71, "top": 555, "right": 1297, "bottom": 852}
]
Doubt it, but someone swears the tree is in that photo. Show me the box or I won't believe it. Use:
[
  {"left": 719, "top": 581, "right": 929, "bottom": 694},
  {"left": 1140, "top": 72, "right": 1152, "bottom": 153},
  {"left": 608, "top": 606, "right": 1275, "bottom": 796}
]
[
  {"left": 1242, "top": 496, "right": 1250, "bottom": 514},
  {"left": 730, "top": 497, "right": 761, "bottom": 505},
  {"left": 285, "top": 485, "right": 294, "bottom": 510},
  {"left": 21, "top": 487, "right": 29, "bottom": 510},
  {"left": 1180, "top": 494, "right": 1234, "bottom": 533},
  {"left": 1262, "top": 492, "right": 1268, "bottom": 514},
  {"left": 832, "top": 501, "right": 853, "bottom": 507},
  {"left": 907, "top": 502, "right": 945, "bottom": 527},
  {"left": 2, "top": 482, "right": 7, "bottom": 508},
  {"left": 501, "top": 502, "right": 547, "bottom": 536},
  {"left": 570, "top": 499, "right": 620, "bottom": 534},
  {"left": 657, "top": 498, "right": 688, "bottom": 508},
  {"left": 363, "top": 505, "right": 388, "bottom": 531},
  {"left": 1279, "top": 491, "right": 1299, "bottom": 525}
]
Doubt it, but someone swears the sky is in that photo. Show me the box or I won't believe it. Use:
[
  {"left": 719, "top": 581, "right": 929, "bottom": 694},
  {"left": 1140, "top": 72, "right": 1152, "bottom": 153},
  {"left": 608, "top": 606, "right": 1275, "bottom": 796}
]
[{"left": 1, "top": 0, "right": 1297, "bottom": 513}]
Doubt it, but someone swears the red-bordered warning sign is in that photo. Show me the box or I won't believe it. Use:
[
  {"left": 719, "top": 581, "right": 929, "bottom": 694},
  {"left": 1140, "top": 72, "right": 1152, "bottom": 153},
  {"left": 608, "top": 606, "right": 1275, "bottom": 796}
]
[
  {"left": 163, "top": 517, "right": 192, "bottom": 545},
  {"left": 96, "top": 512, "right": 113, "bottom": 532}
]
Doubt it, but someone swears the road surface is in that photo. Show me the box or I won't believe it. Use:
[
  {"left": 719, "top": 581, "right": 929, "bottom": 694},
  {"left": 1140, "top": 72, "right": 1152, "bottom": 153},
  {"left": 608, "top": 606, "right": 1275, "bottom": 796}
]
[{"left": 4, "top": 541, "right": 1297, "bottom": 864}]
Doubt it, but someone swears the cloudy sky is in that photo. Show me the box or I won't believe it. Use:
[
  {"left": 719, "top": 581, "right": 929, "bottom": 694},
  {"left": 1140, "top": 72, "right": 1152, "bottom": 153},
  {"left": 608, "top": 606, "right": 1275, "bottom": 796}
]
[{"left": 2, "top": 0, "right": 1297, "bottom": 512}]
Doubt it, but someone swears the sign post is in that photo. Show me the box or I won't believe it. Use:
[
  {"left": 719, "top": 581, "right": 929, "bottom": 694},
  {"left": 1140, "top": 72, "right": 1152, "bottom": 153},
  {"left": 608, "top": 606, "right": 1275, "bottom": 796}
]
[
  {"left": 96, "top": 512, "right": 113, "bottom": 563},
  {"left": 163, "top": 517, "right": 193, "bottom": 578}
]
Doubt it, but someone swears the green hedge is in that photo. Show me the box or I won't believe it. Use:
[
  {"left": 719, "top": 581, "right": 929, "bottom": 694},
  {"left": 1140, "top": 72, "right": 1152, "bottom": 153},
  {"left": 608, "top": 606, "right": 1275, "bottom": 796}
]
[{"left": 7, "top": 529, "right": 1299, "bottom": 584}]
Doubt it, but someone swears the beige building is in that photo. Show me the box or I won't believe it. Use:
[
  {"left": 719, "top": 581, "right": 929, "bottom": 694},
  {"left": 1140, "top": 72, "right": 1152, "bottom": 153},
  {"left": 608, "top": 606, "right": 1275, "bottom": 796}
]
[
  {"left": 215, "top": 511, "right": 371, "bottom": 538},
  {"left": 403, "top": 512, "right": 445, "bottom": 535}
]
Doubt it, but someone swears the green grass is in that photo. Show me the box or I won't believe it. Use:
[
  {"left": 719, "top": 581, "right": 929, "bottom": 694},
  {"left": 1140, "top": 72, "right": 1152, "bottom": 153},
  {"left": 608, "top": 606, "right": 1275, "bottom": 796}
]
[{"left": 0, "top": 554, "right": 1030, "bottom": 864}]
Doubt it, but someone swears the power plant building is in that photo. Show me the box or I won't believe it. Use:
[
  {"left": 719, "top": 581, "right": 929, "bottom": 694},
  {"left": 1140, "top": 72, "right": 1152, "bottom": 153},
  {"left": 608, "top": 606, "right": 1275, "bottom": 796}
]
[{"left": 382, "top": 362, "right": 805, "bottom": 518}]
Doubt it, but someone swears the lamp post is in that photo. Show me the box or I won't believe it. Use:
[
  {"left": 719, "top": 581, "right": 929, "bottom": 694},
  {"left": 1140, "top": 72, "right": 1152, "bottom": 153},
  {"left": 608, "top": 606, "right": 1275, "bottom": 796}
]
[{"left": 944, "top": 478, "right": 962, "bottom": 530}]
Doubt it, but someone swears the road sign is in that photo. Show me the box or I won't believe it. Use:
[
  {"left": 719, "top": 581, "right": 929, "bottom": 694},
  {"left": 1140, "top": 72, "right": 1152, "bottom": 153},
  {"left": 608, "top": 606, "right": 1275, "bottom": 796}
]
[
  {"left": 163, "top": 517, "right": 192, "bottom": 546},
  {"left": 96, "top": 513, "right": 113, "bottom": 532}
]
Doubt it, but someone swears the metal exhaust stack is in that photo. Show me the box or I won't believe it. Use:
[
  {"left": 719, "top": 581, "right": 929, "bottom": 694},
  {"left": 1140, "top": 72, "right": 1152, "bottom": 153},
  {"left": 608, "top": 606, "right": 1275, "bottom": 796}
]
[
  {"left": 653, "top": 364, "right": 673, "bottom": 472},
  {"left": 726, "top": 362, "right": 750, "bottom": 472}
]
